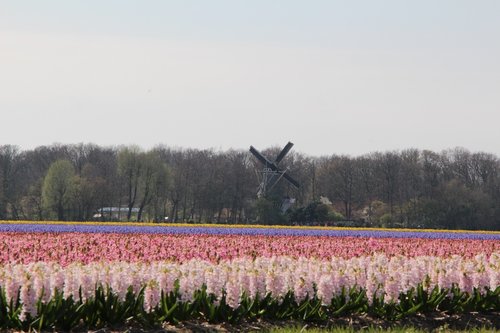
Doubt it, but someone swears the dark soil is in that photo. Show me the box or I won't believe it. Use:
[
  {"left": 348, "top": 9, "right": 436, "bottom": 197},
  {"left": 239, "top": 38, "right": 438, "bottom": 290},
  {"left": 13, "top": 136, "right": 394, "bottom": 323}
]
[{"left": 82, "top": 311, "right": 500, "bottom": 332}]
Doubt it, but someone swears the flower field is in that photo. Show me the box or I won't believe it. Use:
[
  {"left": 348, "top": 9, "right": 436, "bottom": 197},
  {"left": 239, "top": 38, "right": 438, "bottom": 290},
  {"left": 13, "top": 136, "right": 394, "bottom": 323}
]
[{"left": 0, "top": 222, "right": 499, "bottom": 330}]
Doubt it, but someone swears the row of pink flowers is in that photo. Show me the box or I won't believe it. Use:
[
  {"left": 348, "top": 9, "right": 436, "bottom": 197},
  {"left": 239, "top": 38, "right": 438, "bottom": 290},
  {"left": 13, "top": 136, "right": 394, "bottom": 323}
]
[
  {"left": 1, "top": 232, "right": 499, "bottom": 266},
  {"left": 1, "top": 253, "right": 498, "bottom": 318}
]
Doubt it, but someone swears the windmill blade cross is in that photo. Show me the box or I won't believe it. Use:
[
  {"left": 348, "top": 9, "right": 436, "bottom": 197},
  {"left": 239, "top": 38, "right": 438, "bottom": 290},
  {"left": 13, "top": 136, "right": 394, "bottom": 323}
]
[
  {"left": 282, "top": 171, "right": 300, "bottom": 188},
  {"left": 249, "top": 141, "right": 300, "bottom": 198},
  {"left": 275, "top": 141, "right": 294, "bottom": 165},
  {"left": 250, "top": 146, "right": 276, "bottom": 169}
]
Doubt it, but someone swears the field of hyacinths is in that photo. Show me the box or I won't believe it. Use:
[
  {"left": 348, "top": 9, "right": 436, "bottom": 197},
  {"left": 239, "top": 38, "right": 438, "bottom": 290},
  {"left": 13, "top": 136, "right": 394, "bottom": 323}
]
[{"left": 0, "top": 221, "right": 499, "bottom": 331}]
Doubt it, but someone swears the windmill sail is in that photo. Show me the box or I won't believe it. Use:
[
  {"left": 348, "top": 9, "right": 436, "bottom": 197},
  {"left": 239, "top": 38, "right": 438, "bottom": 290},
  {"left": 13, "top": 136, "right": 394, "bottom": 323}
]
[
  {"left": 275, "top": 141, "right": 294, "bottom": 165},
  {"left": 249, "top": 142, "right": 300, "bottom": 196}
]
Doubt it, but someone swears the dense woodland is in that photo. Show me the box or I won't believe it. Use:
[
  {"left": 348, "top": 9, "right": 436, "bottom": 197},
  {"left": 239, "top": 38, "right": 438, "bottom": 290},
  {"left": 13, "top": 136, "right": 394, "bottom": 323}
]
[{"left": 0, "top": 144, "right": 499, "bottom": 230}]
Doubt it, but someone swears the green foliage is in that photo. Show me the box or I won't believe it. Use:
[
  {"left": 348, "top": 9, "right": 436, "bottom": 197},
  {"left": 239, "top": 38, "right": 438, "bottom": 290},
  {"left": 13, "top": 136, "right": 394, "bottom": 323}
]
[
  {"left": 41, "top": 159, "right": 76, "bottom": 221},
  {"left": 327, "top": 210, "right": 345, "bottom": 222},
  {"left": 288, "top": 201, "right": 342, "bottom": 224},
  {"left": 254, "top": 197, "right": 287, "bottom": 225},
  {"left": 314, "top": 204, "right": 330, "bottom": 223},
  {"left": 1, "top": 283, "right": 498, "bottom": 331},
  {"left": 379, "top": 213, "right": 393, "bottom": 228}
]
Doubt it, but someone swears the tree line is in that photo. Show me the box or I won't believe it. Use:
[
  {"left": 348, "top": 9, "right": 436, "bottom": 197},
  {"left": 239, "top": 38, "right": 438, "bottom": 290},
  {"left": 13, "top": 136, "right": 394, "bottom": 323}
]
[{"left": 0, "top": 144, "right": 498, "bottom": 230}]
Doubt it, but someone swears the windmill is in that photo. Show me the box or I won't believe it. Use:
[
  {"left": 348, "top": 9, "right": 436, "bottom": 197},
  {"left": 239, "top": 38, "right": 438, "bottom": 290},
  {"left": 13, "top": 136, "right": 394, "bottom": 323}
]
[{"left": 249, "top": 142, "right": 300, "bottom": 212}]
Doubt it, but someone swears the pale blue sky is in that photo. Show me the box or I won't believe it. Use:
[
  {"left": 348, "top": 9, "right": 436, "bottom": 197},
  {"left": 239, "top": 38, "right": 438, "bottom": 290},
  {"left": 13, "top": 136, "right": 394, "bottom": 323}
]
[{"left": 1, "top": 1, "right": 499, "bottom": 156}]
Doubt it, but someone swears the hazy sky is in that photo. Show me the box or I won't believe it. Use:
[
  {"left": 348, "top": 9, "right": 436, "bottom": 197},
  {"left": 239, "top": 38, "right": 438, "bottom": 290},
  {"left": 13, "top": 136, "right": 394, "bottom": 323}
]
[{"left": 1, "top": 1, "right": 499, "bottom": 157}]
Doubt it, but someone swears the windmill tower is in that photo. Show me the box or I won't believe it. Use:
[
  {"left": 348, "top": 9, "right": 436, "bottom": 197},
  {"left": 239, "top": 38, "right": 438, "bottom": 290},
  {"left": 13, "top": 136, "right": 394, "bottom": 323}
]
[{"left": 249, "top": 141, "right": 300, "bottom": 212}]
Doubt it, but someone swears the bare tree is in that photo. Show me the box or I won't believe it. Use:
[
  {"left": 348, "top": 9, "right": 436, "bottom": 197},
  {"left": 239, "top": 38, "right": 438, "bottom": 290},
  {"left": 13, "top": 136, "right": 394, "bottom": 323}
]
[
  {"left": 117, "top": 146, "right": 142, "bottom": 221},
  {"left": 317, "top": 155, "right": 357, "bottom": 220}
]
